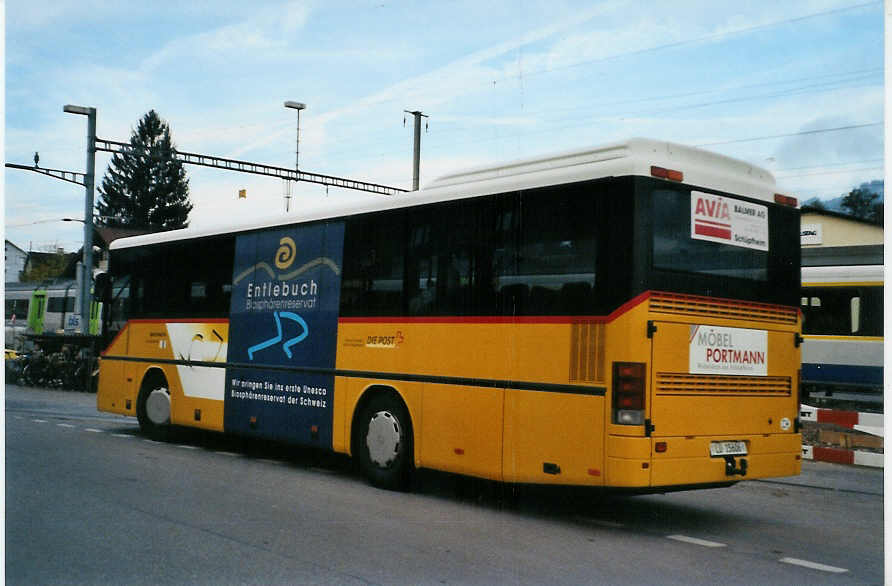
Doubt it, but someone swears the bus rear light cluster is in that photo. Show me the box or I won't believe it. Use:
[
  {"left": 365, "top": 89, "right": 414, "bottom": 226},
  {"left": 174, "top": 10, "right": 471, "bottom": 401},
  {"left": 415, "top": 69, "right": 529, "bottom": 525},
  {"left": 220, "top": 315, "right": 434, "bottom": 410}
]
[
  {"left": 774, "top": 193, "right": 798, "bottom": 207},
  {"left": 612, "top": 362, "right": 646, "bottom": 425},
  {"left": 650, "top": 166, "right": 684, "bottom": 182}
]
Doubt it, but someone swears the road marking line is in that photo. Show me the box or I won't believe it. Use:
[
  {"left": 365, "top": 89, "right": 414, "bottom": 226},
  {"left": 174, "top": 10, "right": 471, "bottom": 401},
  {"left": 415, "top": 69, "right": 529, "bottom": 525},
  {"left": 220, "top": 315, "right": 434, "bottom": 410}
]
[
  {"left": 32, "top": 419, "right": 47, "bottom": 423},
  {"left": 111, "top": 433, "right": 133, "bottom": 438},
  {"left": 14, "top": 415, "right": 23, "bottom": 420},
  {"left": 176, "top": 444, "right": 199, "bottom": 450},
  {"left": 84, "top": 428, "right": 103, "bottom": 433},
  {"left": 215, "top": 451, "right": 240, "bottom": 457},
  {"left": 666, "top": 535, "right": 726, "bottom": 548},
  {"left": 779, "top": 557, "right": 848, "bottom": 573},
  {"left": 57, "top": 423, "right": 76, "bottom": 428}
]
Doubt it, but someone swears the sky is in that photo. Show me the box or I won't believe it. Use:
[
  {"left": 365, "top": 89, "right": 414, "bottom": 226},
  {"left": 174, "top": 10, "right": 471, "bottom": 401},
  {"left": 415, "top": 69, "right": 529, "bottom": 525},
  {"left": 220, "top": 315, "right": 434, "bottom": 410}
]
[{"left": 3, "top": 0, "right": 886, "bottom": 253}]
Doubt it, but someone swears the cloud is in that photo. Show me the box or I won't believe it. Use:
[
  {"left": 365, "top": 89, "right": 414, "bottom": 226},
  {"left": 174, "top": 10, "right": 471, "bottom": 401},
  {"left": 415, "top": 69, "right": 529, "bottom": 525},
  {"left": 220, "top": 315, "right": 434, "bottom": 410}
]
[{"left": 140, "top": 2, "right": 312, "bottom": 72}]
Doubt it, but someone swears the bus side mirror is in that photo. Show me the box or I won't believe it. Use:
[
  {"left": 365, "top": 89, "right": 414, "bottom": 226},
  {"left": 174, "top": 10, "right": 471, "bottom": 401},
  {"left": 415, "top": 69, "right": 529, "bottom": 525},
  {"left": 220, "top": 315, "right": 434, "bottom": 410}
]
[{"left": 94, "top": 272, "right": 112, "bottom": 303}]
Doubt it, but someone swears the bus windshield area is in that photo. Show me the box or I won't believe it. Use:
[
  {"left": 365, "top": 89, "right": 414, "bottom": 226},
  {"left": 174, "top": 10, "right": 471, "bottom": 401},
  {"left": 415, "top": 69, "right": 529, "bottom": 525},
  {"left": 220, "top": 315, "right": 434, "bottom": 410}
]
[
  {"left": 651, "top": 187, "right": 768, "bottom": 281},
  {"left": 644, "top": 181, "right": 800, "bottom": 307}
]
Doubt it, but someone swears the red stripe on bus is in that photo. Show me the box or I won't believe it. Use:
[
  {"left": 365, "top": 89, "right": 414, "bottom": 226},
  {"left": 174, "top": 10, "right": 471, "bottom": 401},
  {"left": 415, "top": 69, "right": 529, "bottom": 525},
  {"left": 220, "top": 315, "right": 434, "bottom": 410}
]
[
  {"left": 102, "top": 318, "right": 230, "bottom": 356},
  {"left": 100, "top": 325, "right": 128, "bottom": 357},
  {"left": 338, "top": 292, "right": 652, "bottom": 325}
]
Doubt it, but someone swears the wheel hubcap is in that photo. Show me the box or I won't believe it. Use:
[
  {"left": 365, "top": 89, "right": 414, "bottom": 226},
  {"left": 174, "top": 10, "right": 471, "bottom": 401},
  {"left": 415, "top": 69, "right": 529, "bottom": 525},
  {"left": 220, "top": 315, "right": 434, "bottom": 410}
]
[
  {"left": 366, "top": 410, "right": 400, "bottom": 468},
  {"left": 145, "top": 388, "right": 171, "bottom": 425}
]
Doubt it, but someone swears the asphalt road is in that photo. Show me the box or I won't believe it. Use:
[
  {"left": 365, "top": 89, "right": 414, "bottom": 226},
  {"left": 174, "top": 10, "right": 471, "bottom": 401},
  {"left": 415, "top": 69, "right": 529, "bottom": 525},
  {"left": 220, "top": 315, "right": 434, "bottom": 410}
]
[{"left": 6, "top": 385, "right": 884, "bottom": 585}]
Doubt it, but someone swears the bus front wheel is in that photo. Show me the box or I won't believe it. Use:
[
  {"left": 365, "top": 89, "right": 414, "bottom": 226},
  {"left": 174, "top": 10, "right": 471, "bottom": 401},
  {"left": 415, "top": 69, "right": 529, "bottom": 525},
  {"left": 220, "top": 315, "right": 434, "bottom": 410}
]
[
  {"left": 357, "top": 394, "right": 413, "bottom": 491},
  {"left": 137, "top": 374, "right": 171, "bottom": 440}
]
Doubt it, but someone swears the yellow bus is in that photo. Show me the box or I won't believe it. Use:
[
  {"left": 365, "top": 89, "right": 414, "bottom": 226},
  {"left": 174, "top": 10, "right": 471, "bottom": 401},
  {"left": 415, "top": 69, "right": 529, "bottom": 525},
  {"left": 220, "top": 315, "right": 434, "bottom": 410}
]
[{"left": 97, "top": 138, "right": 802, "bottom": 491}]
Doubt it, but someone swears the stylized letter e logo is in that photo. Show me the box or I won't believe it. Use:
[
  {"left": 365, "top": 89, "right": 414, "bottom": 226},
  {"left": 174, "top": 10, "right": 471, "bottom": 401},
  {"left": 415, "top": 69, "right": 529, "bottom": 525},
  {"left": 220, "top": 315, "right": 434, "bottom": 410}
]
[{"left": 275, "top": 236, "right": 296, "bottom": 270}]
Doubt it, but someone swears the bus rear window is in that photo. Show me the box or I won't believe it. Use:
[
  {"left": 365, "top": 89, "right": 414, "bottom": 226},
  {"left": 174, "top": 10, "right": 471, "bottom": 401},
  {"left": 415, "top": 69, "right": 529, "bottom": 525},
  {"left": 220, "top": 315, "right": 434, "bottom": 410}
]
[{"left": 652, "top": 188, "right": 768, "bottom": 281}]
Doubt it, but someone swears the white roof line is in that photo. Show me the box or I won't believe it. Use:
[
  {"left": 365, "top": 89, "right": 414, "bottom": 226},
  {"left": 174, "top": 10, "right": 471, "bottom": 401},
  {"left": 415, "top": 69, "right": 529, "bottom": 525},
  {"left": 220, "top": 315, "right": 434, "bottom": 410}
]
[{"left": 111, "top": 137, "right": 778, "bottom": 250}]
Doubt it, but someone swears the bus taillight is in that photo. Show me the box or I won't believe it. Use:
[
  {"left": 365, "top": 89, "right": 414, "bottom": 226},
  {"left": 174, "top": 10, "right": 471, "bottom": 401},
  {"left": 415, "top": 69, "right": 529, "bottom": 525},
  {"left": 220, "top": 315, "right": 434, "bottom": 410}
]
[
  {"left": 774, "top": 193, "right": 798, "bottom": 207},
  {"left": 612, "top": 362, "right": 646, "bottom": 425},
  {"left": 650, "top": 166, "right": 684, "bottom": 182}
]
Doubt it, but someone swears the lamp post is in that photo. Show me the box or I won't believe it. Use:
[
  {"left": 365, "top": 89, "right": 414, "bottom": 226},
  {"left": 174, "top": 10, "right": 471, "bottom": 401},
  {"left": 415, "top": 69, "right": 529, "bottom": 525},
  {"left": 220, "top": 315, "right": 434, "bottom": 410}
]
[
  {"left": 284, "top": 101, "right": 306, "bottom": 212},
  {"left": 63, "top": 104, "right": 96, "bottom": 335}
]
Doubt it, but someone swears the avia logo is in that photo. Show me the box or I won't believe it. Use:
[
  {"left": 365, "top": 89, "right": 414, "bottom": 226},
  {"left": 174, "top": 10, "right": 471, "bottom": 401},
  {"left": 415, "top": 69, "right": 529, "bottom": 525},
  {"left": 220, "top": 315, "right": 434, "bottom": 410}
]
[
  {"left": 694, "top": 196, "right": 730, "bottom": 221},
  {"left": 275, "top": 237, "right": 297, "bottom": 270},
  {"left": 692, "top": 194, "right": 732, "bottom": 241},
  {"left": 247, "top": 311, "right": 308, "bottom": 360}
]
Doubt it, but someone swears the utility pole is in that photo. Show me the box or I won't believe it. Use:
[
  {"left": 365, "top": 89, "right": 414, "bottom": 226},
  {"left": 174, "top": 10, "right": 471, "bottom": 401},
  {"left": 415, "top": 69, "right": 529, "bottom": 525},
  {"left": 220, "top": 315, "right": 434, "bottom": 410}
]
[
  {"left": 63, "top": 105, "right": 96, "bottom": 336},
  {"left": 404, "top": 110, "right": 428, "bottom": 191}
]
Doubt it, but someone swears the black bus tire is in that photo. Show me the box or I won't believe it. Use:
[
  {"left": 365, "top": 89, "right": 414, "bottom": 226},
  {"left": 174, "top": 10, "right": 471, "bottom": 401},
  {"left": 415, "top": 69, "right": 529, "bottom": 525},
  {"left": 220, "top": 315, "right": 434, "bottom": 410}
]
[
  {"left": 357, "top": 393, "right": 413, "bottom": 491},
  {"left": 136, "top": 375, "right": 172, "bottom": 440}
]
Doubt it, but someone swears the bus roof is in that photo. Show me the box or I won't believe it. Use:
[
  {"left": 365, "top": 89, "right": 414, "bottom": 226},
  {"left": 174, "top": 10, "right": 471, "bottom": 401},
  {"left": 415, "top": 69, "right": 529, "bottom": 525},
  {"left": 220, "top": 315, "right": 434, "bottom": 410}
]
[{"left": 111, "top": 137, "right": 780, "bottom": 250}]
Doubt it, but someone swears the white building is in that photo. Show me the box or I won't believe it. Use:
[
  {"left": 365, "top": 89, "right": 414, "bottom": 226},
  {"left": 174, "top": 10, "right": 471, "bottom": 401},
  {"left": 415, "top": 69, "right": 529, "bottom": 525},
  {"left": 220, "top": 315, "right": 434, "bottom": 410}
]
[
  {"left": 800, "top": 206, "right": 883, "bottom": 266},
  {"left": 5, "top": 240, "right": 27, "bottom": 283}
]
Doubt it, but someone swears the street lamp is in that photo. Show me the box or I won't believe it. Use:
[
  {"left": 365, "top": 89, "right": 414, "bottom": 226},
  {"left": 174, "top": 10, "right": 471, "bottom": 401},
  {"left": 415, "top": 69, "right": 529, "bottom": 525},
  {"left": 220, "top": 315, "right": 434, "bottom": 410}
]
[
  {"left": 284, "top": 101, "right": 306, "bottom": 173},
  {"left": 63, "top": 104, "right": 96, "bottom": 336},
  {"left": 284, "top": 101, "right": 307, "bottom": 213}
]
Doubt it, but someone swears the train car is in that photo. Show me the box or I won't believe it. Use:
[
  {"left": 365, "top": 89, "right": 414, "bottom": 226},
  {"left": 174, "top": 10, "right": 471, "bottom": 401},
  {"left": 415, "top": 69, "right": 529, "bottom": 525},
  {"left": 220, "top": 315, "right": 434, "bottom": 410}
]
[
  {"left": 5, "top": 279, "right": 91, "bottom": 348},
  {"left": 800, "top": 263, "right": 883, "bottom": 407}
]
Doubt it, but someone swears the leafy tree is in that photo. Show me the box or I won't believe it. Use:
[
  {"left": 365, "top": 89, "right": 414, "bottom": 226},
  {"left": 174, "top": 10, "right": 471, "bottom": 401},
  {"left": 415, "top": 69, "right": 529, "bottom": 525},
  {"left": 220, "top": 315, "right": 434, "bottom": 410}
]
[
  {"left": 840, "top": 187, "right": 878, "bottom": 221},
  {"left": 20, "top": 250, "right": 73, "bottom": 282},
  {"left": 870, "top": 202, "right": 883, "bottom": 225},
  {"left": 96, "top": 110, "right": 192, "bottom": 230}
]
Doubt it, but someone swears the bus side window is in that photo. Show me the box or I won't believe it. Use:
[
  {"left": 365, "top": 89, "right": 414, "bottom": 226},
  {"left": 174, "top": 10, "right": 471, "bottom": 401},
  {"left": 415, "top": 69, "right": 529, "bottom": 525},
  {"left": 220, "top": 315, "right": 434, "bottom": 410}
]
[{"left": 341, "top": 210, "right": 405, "bottom": 317}]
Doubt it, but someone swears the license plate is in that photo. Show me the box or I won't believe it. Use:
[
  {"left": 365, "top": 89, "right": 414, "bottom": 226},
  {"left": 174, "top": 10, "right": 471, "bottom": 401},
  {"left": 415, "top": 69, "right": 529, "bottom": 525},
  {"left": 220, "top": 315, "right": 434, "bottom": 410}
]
[{"left": 709, "top": 441, "right": 747, "bottom": 457}]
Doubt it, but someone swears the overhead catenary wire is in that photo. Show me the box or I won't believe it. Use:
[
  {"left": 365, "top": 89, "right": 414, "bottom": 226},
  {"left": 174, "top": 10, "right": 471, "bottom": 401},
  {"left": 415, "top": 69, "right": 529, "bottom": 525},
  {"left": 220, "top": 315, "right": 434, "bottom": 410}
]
[
  {"left": 694, "top": 122, "right": 882, "bottom": 147},
  {"left": 318, "top": 66, "right": 882, "bottom": 161}
]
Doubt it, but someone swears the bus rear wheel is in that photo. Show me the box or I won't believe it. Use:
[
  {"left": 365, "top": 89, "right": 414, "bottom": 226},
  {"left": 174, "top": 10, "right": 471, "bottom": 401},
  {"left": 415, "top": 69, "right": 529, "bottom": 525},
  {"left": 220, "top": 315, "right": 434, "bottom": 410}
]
[
  {"left": 137, "top": 375, "right": 171, "bottom": 440},
  {"left": 357, "top": 394, "right": 413, "bottom": 491}
]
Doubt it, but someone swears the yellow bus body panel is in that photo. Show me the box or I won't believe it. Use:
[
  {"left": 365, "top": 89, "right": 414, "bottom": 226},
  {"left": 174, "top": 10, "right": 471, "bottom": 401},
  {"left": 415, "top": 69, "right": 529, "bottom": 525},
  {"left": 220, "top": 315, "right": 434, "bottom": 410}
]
[
  {"left": 336, "top": 320, "right": 608, "bottom": 484},
  {"left": 97, "top": 321, "right": 227, "bottom": 432},
  {"left": 97, "top": 326, "right": 131, "bottom": 415},
  {"left": 99, "top": 291, "right": 800, "bottom": 490},
  {"left": 602, "top": 296, "right": 801, "bottom": 488},
  {"left": 504, "top": 389, "right": 605, "bottom": 485}
]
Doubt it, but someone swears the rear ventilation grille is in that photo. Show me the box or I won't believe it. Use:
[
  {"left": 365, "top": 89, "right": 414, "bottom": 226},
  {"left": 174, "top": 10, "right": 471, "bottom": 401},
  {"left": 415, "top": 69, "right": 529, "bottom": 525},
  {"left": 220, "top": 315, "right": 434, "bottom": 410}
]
[
  {"left": 656, "top": 373, "right": 792, "bottom": 396},
  {"left": 649, "top": 292, "right": 798, "bottom": 325},
  {"left": 569, "top": 322, "right": 605, "bottom": 382}
]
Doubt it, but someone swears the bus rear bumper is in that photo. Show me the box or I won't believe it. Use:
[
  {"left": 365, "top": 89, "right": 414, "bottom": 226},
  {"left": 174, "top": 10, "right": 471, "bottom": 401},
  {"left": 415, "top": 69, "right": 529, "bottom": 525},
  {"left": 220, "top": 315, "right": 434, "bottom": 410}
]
[{"left": 607, "top": 433, "right": 802, "bottom": 488}]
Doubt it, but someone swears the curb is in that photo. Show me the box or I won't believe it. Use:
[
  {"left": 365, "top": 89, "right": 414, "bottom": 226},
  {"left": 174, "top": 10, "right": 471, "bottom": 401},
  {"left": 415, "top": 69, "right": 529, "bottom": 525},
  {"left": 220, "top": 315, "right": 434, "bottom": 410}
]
[{"left": 801, "top": 445, "right": 883, "bottom": 468}]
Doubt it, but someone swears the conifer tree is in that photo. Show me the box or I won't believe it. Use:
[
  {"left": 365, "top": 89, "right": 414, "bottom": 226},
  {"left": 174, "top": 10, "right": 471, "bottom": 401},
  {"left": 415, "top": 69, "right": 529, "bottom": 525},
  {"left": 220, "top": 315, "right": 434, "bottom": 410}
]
[{"left": 96, "top": 110, "right": 192, "bottom": 230}]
